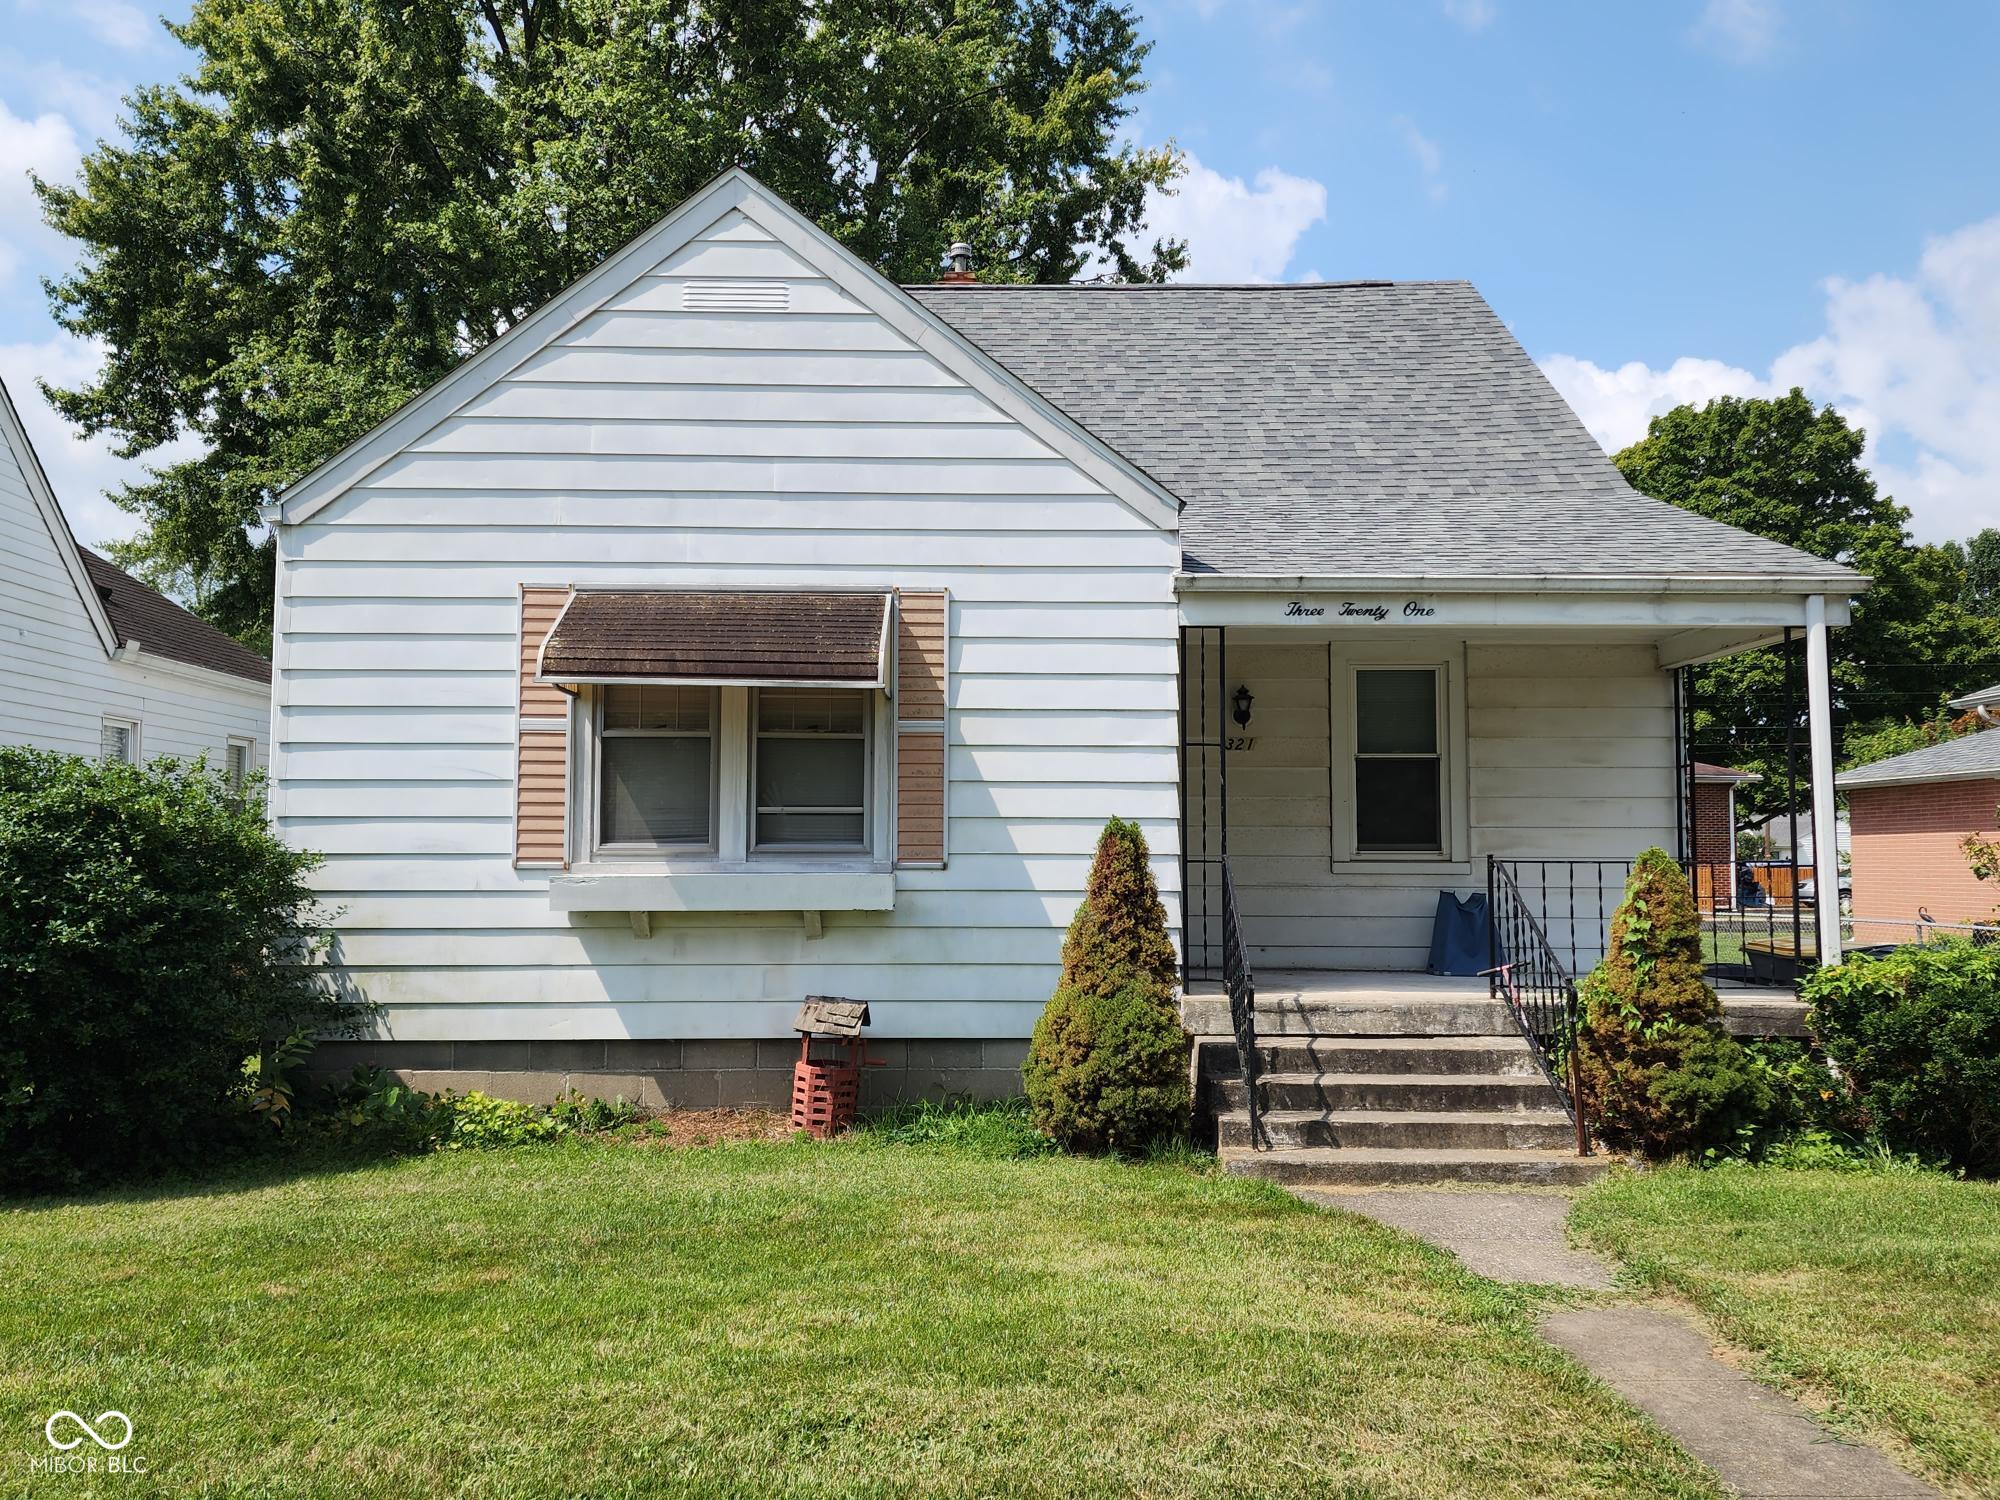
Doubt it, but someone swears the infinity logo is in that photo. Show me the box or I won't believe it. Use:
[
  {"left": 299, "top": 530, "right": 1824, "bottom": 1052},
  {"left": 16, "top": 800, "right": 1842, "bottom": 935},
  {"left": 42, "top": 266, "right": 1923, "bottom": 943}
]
[{"left": 44, "top": 1410, "right": 133, "bottom": 1452}]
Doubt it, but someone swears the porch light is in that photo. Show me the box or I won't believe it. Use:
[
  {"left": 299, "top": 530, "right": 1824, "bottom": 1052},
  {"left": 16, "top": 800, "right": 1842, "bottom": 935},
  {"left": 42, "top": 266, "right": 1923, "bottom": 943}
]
[{"left": 1232, "top": 685, "right": 1254, "bottom": 728}]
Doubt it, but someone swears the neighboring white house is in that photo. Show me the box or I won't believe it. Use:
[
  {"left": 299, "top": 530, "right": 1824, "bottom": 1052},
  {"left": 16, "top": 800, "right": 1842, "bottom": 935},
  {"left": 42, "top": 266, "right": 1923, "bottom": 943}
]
[
  {"left": 259, "top": 170, "right": 1860, "bottom": 1139},
  {"left": 1, "top": 377, "right": 271, "bottom": 773}
]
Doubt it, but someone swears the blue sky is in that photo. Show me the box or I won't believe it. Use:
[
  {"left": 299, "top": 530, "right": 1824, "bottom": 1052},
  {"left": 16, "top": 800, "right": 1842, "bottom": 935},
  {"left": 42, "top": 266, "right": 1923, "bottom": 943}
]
[{"left": 3, "top": 0, "right": 1997, "bottom": 547}]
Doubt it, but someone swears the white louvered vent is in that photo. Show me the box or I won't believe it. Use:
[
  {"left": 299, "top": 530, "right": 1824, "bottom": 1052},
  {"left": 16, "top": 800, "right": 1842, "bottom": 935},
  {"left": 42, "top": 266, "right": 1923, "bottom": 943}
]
[{"left": 681, "top": 280, "right": 790, "bottom": 313}]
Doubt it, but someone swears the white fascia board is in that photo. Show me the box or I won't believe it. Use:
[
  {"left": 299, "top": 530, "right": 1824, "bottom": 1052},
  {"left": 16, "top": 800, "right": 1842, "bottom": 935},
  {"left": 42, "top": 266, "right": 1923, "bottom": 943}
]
[
  {"left": 276, "top": 168, "right": 1180, "bottom": 533},
  {"left": 1175, "top": 572, "right": 1866, "bottom": 597},
  {"left": 0, "top": 376, "right": 120, "bottom": 655},
  {"left": 1179, "top": 587, "right": 1854, "bottom": 633},
  {"left": 120, "top": 644, "right": 272, "bottom": 701}
]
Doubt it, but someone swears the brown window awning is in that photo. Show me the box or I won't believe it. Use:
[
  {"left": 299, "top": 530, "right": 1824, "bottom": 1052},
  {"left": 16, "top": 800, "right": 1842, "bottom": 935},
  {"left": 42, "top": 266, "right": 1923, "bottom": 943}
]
[{"left": 537, "top": 590, "right": 893, "bottom": 688}]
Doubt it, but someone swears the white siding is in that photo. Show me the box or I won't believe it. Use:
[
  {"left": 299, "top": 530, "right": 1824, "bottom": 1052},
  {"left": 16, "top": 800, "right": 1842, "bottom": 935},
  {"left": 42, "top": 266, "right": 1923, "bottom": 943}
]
[
  {"left": 0, "top": 423, "right": 269, "bottom": 765},
  {"left": 1225, "top": 641, "right": 1676, "bottom": 972},
  {"left": 274, "top": 208, "right": 1181, "bottom": 1042}
]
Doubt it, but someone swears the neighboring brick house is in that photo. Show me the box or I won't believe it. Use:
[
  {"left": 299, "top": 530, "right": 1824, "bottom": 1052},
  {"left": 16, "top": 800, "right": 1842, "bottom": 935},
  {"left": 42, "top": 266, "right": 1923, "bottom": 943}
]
[
  {"left": 1839, "top": 729, "right": 2000, "bottom": 940},
  {"left": 1689, "top": 762, "right": 1757, "bottom": 910}
]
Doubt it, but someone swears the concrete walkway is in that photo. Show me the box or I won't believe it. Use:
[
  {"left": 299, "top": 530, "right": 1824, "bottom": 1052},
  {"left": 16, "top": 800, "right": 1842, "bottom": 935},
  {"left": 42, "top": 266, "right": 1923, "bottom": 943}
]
[{"left": 1307, "top": 1187, "right": 1943, "bottom": 1500}]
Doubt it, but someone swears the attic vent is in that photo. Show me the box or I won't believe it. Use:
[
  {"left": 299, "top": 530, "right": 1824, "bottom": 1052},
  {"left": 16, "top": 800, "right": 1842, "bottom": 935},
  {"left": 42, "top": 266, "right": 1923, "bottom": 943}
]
[{"left": 682, "top": 280, "right": 789, "bottom": 313}]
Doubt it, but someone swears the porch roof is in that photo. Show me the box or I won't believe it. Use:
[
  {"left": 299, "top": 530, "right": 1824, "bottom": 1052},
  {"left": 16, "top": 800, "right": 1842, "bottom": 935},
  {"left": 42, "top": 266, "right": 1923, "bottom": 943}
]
[{"left": 908, "top": 282, "right": 1862, "bottom": 594}]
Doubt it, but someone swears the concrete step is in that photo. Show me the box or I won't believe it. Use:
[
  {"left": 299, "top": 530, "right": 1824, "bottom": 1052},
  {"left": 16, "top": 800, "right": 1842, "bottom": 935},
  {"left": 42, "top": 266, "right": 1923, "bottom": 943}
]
[
  {"left": 1223, "top": 1145, "right": 1612, "bottom": 1188},
  {"left": 1216, "top": 1107, "right": 1576, "bottom": 1151},
  {"left": 1200, "top": 1035, "right": 1540, "bottom": 1078},
  {"left": 1187, "top": 998, "right": 1513, "bottom": 1036},
  {"left": 1214, "top": 1072, "right": 1561, "bottom": 1113}
]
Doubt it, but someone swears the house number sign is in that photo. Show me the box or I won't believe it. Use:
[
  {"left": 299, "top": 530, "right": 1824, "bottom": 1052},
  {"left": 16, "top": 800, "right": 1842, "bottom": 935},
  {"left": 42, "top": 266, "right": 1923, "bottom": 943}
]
[{"left": 1284, "top": 599, "right": 1437, "bottom": 621}]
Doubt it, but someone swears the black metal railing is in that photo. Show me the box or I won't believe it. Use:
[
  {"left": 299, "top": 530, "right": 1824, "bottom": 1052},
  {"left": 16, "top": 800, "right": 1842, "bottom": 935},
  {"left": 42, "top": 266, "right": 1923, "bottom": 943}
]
[
  {"left": 1220, "top": 859, "right": 1265, "bottom": 1150},
  {"left": 1496, "top": 857, "right": 1818, "bottom": 988},
  {"left": 1487, "top": 859, "right": 1590, "bottom": 1155}
]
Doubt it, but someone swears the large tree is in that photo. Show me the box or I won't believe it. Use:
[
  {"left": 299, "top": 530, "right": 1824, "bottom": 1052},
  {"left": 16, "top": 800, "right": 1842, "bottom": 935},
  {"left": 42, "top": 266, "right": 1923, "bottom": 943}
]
[
  {"left": 1615, "top": 390, "right": 2000, "bottom": 821},
  {"left": 37, "top": 0, "right": 1186, "bottom": 648}
]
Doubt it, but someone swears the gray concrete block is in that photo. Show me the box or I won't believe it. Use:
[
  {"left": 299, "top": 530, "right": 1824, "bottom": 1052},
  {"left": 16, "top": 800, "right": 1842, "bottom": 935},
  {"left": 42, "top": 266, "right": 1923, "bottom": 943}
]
[
  {"left": 862, "top": 1039, "right": 910, "bottom": 1068},
  {"left": 650, "top": 1071, "right": 721, "bottom": 1111},
  {"left": 981, "top": 1039, "right": 1029, "bottom": 1070},
  {"left": 531, "top": 1041, "right": 611, "bottom": 1071},
  {"left": 909, "top": 1040, "right": 985, "bottom": 1069},
  {"left": 716, "top": 1068, "right": 793, "bottom": 1110},
  {"left": 682, "top": 1040, "right": 759, "bottom": 1070},
  {"left": 603, "top": 1039, "right": 682, "bottom": 1070},
  {"left": 560, "top": 1073, "right": 650, "bottom": 1107},
  {"left": 756, "top": 1039, "right": 805, "bottom": 1070},
  {"left": 451, "top": 1041, "right": 534, "bottom": 1071}
]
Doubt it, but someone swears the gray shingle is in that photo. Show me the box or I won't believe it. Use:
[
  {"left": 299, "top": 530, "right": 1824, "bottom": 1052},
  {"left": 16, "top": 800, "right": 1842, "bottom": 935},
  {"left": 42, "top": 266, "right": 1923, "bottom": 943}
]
[
  {"left": 907, "top": 281, "right": 1861, "bottom": 586},
  {"left": 1838, "top": 731, "right": 2000, "bottom": 789}
]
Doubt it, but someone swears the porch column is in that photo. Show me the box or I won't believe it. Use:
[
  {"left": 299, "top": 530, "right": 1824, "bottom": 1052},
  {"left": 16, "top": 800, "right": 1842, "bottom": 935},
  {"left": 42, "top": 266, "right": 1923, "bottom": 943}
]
[{"left": 1805, "top": 595, "right": 1842, "bottom": 967}]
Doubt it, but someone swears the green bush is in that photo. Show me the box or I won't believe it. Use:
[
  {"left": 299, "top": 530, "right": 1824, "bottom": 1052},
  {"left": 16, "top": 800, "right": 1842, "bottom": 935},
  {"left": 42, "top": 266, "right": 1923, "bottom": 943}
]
[
  {"left": 0, "top": 748, "right": 359, "bottom": 1191},
  {"left": 1023, "top": 980, "right": 1192, "bottom": 1153},
  {"left": 1024, "top": 817, "right": 1190, "bottom": 1152},
  {"left": 1055, "top": 815, "right": 1179, "bottom": 1003},
  {"left": 443, "top": 1090, "right": 560, "bottom": 1150},
  {"left": 1802, "top": 942, "right": 2000, "bottom": 1176},
  {"left": 1575, "top": 848, "right": 1771, "bottom": 1158}
]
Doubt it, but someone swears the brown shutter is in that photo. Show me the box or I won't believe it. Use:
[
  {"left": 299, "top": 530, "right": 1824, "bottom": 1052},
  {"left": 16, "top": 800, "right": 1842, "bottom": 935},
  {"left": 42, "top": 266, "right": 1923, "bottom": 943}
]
[
  {"left": 895, "top": 590, "right": 948, "bottom": 866},
  {"left": 516, "top": 587, "right": 572, "bottom": 868}
]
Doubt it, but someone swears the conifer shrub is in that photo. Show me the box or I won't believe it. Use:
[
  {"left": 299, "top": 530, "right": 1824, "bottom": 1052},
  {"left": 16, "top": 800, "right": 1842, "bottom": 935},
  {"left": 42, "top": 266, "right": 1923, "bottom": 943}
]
[
  {"left": 1024, "top": 818, "right": 1189, "bottom": 1150},
  {"left": 1574, "top": 848, "right": 1771, "bottom": 1158}
]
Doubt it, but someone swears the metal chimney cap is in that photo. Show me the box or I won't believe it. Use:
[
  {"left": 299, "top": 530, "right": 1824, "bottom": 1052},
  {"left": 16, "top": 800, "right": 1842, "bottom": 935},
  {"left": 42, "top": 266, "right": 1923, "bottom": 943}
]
[{"left": 946, "top": 241, "right": 975, "bottom": 274}]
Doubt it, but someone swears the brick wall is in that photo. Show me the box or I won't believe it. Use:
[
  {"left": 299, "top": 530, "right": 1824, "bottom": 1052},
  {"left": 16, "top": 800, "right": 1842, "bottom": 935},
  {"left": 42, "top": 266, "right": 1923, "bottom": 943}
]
[
  {"left": 1848, "top": 777, "right": 2000, "bottom": 932},
  {"left": 1689, "top": 781, "right": 1736, "bottom": 910}
]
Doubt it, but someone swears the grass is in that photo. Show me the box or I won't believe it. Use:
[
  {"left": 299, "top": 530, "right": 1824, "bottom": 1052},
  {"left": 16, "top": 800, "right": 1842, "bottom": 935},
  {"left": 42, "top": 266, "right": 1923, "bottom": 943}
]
[
  {"left": 1572, "top": 1166, "right": 2000, "bottom": 1498},
  {"left": 0, "top": 1128, "right": 1728, "bottom": 1500}
]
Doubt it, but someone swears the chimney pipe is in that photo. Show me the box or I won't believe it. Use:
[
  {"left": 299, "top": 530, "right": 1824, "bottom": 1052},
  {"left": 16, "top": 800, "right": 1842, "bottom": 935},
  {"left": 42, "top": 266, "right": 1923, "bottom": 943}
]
[{"left": 937, "top": 241, "right": 977, "bottom": 284}]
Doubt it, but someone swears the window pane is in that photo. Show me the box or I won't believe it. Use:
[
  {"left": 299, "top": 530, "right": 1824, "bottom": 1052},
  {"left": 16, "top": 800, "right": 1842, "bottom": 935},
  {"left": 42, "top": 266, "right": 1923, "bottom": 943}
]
[
  {"left": 604, "top": 684, "right": 710, "bottom": 733},
  {"left": 227, "top": 742, "right": 249, "bottom": 788},
  {"left": 757, "top": 738, "right": 865, "bottom": 810},
  {"left": 1355, "top": 759, "right": 1442, "bottom": 852},
  {"left": 1356, "top": 669, "right": 1438, "bottom": 754},
  {"left": 756, "top": 809, "right": 866, "bottom": 845},
  {"left": 100, "top": 722, "right": 131, "bottom": 764},
  {"left": 601, "top": 736, "right": 710, "bottom": 844},
  {"left": 757, "top": 688, "right": 865, "bottom": 735}
]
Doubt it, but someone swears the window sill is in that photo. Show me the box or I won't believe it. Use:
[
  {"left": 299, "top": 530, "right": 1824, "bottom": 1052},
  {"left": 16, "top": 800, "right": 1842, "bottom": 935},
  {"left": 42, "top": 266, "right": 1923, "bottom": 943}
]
[{"left": 548, "top": 867, "right": 895, "bottom": 915}]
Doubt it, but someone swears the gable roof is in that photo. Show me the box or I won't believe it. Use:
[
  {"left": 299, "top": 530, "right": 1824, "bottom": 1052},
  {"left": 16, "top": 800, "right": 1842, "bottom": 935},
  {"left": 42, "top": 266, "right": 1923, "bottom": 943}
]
[
  {"left": 273, "top": 169, "right": 1180, "bottom": 531},
  {"left": 78, "top": 548, "right": 272, "bottom": 684},
  {"left": 0, "top": 375, "right": 269, "bottom": 686},
  {"left": 907, "top": 281, "right": 1864, "bottom": 589},
  {"left": 1839, "top": 730, "right": 2000, "bottom": 790},
  {"left": 0, "top": 375, "right": 118, "bottom": 655}
]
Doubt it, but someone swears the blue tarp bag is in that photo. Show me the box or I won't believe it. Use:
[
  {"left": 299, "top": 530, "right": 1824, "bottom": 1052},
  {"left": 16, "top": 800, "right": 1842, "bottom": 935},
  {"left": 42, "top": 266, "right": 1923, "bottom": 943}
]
[{"left": 1427, "top": 890, "right": 1492, "bottom": 976}]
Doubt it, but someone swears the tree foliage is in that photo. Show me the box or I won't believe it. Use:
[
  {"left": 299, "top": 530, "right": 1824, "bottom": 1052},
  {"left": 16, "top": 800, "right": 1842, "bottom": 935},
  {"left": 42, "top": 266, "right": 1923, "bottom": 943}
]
[
  {"left": 0, "top": 749, "right": 359, "bottom": 1191},
  {"left": 1615, "top": 391, "right": 2000, "bottom": 822},
  {"left": 1026, "top": 817, "right": 1188, "bottom": 1151},
  {"left": 1574, "top": 850, "right": 1770, "bottom": 1158},
  {"left": 37, "top": 0, "right": 1186, "bottom": 646}
]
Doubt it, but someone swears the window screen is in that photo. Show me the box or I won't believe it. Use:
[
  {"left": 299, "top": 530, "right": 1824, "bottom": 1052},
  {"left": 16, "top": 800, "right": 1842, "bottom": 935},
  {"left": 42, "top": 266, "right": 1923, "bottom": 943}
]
[
  {"left": 226, "top": 740, "right": 251, "bottom": 791},
  {"left": 755, "top": 688, "right": 867, "bottom": 847},
  {"left": 1353, "top": 668, "right": 1442, "bottom": 854},
  {"left": 598, "top": 686, "right": 713, "bottom": 846},
  {"left": 100, "top": 719, "right": 136, "bottom": 765}
]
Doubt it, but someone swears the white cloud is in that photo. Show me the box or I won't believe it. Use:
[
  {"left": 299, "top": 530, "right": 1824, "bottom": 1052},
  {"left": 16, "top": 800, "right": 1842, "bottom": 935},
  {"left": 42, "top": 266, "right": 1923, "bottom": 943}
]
[
  {"left": 0, "top": 335, "right": 198, "bottom": 551},
  {"left": 66, "top": 0, "right": 154, "bottom": 50},
  {"left": 1141, "top": 152, "right": 1328, "bottom": 282},
  {"left": 1538, "top": 214, "right": 2000, "bottom": 542},
  {"left": 1393, "top": 116, "right": 1447, "bottom": 204},
  {"left": 1444, "top": 0, "right": 1496, "bottom": 32},
  {"left": 1692, "top": 0, "right": 1780, "bottom": 63},
  {"left": 0, "top": 98, "right": 83, "bottom": 283}
]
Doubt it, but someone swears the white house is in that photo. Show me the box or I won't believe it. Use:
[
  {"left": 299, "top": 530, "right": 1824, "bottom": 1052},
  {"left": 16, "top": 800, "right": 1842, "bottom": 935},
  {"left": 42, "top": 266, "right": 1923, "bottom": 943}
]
[
  {"left": 263, "top": 170, "right": 1858, "bottom": 1182},
  {"left": 1, "top": 378, "right": 270, "bottom": 775}
]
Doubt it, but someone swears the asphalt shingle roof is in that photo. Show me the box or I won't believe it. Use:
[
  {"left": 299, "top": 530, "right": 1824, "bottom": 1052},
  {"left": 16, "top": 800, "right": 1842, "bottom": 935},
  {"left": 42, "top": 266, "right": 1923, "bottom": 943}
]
[
  {"left": 1838, "top": 730, "right": 2000, "bottom": 789},
  {"left": 79, "top": 548, "right": 271, "bottom": 685},
  {"left": 907, "top": 281, "right": 1862, "bottom": 585}
]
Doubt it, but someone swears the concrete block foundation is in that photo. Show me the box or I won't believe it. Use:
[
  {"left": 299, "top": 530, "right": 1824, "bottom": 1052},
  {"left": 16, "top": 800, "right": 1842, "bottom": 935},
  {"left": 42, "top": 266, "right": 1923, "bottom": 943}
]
[{"left": 307, "top": 1038, "right": 1030, "bottom": 1112}]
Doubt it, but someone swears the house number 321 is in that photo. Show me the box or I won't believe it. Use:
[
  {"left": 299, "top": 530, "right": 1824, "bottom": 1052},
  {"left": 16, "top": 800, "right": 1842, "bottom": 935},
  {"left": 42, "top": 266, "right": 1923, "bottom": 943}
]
[{"left": 1225, "top": 736, "right": 1256, "bottom": 751}]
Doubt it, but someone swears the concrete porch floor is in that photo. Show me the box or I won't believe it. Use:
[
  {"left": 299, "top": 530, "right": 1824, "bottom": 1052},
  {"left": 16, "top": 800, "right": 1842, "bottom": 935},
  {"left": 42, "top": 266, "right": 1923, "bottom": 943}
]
[{"left": 1182, "top": 969, "right": 1809, "bottom": 1037}]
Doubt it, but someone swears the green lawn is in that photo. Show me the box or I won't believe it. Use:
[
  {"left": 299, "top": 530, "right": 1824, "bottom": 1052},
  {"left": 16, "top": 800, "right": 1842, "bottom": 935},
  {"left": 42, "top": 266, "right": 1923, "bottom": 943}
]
[
  {"left": 0, "top": 1136, "right": 1727, "bottom": 1500},
  {"left": 1572, "top": 1167, "right": 2000, "bottom": 1498}
]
